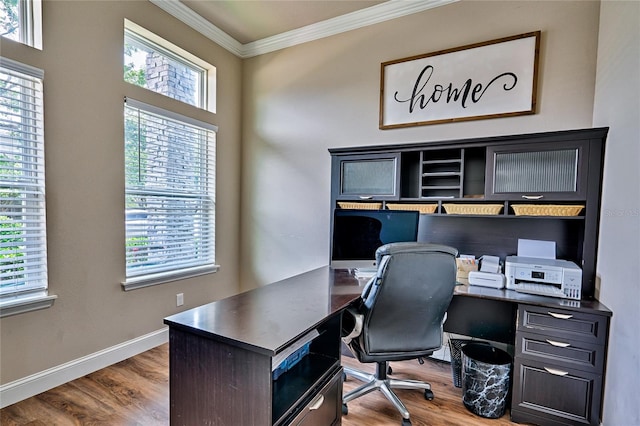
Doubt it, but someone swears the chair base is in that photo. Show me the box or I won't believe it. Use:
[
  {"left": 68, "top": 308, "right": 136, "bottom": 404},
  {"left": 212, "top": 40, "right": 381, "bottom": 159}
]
[{"left": 343, "top": 361, "right": 433, "bottom": 422}]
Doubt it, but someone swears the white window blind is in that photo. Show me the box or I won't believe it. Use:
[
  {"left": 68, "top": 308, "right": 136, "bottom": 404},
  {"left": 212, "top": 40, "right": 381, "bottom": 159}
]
[
  {"left": 124, "top": 98, "right": 217, "bottom": 287},
  {"left": 0, "top": 57, "right": 47, "bottom": 297}
]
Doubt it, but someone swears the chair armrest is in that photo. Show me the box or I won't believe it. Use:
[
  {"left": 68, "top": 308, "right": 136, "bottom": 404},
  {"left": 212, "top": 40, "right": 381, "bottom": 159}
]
[{"left": 341, "top": 307, "right": 364, "bottom": 345}]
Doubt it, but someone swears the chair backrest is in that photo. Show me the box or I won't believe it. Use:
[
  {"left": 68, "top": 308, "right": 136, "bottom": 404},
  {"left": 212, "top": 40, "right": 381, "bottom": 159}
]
[{"left": 359, "top": 242, "right": 458, "bottom": 360}]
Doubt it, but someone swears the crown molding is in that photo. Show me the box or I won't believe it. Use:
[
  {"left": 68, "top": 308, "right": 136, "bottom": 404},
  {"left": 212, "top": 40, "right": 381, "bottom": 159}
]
[
  {"left": 150, "top": 0, "right": 244, "bottom": 56},
  {"left": 242, "top": 0, "right": 458, "bottom": 58},
  {"left": 150, "top": 0, "right": 458, "bottom": 59}
]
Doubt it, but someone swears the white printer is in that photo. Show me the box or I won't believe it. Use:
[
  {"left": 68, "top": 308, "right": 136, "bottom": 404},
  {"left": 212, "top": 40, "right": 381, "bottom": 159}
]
[{"left": 505, "top": 256, "right": 582, "bottom": 300}]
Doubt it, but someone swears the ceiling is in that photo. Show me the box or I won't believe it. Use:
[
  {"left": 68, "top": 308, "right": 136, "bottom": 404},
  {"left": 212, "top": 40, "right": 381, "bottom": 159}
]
[
  {"left": 180, "top": 0, "right": 387, "bottom": 45},
  {"left": 151, "top": 0, "right": 456, "bottom": 57}
]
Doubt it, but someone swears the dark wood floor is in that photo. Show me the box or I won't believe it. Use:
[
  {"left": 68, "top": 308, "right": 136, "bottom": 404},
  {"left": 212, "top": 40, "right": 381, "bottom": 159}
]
[{"left": 1, "top": 343, "right": 518, "bottom": 425}]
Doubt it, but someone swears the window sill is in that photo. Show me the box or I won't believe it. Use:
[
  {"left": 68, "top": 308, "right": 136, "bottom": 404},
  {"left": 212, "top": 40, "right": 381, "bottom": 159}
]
[
  {"left": 121, "top": 264, "right": 220, "bottom": 291},
  {"left": 0, "top": 292, "right": 58, "bottom": 318}
]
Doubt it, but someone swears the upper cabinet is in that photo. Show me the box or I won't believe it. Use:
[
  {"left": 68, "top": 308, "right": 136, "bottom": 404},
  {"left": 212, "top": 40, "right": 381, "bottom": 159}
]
[
  {"left": 333, "top": 153, "right": 401, "bottom": 201},
  {"left": 330, "top": 128, "right": 605, "bottom": 209},
  {"left": 485, "top": 141, "right": 589, "bottom": 201}
]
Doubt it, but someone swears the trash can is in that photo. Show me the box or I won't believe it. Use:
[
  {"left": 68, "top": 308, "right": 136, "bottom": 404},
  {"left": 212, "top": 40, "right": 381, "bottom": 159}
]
[
  {"left": 449, "top": 339, "right": 491, "bottom": 388},
  {"left": 448, "top": 338, "right": 466, "bottom": 388},
  {"left": 461, "top": 343, "right": 512, "bottom": 419}
]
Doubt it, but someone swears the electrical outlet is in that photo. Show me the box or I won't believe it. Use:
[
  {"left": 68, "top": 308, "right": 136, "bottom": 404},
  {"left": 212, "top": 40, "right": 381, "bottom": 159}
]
[{"left": 176, "top": 293, "right": 184, "bottom": 307}]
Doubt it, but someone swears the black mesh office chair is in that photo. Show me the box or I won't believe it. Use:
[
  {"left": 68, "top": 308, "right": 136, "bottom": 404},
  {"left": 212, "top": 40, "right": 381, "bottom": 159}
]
[{"left": 341, "top": 242, "right": 458, "bottom": 426}]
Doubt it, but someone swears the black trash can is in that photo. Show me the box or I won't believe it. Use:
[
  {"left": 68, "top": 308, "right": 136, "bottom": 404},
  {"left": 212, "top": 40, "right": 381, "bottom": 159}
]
[
  {"left": 449, "top": 339, "right": 491, "bottom": 388},
  {"left": 461, "top": 343, "right": 512, "bottom": 419},
  {"left": 448, "top": 338, "right": 466, "bottom": 388}
]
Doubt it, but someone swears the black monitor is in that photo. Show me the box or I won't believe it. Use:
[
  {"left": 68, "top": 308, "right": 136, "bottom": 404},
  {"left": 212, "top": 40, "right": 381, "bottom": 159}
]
[{"left": 331, "top": 209, "right": 420, "bottom": 269}]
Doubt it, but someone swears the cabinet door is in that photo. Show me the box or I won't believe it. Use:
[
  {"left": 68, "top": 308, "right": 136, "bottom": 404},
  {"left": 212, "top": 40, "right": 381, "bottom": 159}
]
[
  {"left": 485, "top": 141, "right": 589, "bottom": 200},
  {"left": 512, "top": 357, "right": 602, "bottom": 426},
  {"left": 334, "top": 153, "right": 400, "bottom": 200}
]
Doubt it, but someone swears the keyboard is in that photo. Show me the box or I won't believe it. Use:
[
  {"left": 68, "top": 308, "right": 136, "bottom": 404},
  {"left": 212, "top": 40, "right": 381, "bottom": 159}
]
[
  {"left": 354, "top": 268, "right": 377, "bottom": 279},
  {"left": 515, "top": 282, "right": 566, "bottom": 298}
]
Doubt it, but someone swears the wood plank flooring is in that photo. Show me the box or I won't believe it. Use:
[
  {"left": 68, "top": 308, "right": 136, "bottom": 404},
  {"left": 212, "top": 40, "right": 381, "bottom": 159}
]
[{"left": 1, "top": 343, "right": 519, "bottom": 425}]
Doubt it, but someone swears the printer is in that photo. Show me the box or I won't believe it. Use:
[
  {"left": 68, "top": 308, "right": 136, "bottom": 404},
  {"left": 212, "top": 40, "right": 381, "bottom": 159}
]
[{"left": 505, "top": 256, "right": 582, "bottom": 300}]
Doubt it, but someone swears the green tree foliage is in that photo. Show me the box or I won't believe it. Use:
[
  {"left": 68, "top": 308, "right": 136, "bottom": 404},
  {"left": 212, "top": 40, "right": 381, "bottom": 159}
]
[
  {"left": 0, "top": 215, "right": 25, "bottom": 284},
  {"left": 124, "top": 43, "right": 147, "bottom": 86},
  {"left": 1, "top": 0, "right": 19, "bottom": 38}
]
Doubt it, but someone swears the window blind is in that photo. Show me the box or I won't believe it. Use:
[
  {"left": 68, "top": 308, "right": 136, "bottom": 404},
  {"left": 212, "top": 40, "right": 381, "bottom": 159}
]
[
  {"left": 124, "top": 99, "right": 216, "bottom": 282},
  {"left": 0, "top": 57, "right": 47, "bottom": 296}
]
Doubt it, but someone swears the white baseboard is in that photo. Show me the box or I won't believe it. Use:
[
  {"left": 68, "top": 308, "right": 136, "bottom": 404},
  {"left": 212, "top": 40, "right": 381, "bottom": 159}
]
[{"left": 0, "top": 327, "right": 168, "bottom": 408}]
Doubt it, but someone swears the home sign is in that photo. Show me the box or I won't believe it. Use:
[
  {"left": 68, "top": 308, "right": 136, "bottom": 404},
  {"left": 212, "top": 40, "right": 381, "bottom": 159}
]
[{"left": 380, "top": 31, "right": 540, "bottom": 129}]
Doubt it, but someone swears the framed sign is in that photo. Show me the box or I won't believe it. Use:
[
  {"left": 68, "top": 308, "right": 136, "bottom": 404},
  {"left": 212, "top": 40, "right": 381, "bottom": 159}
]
[{"left": 380, "top": 31, "right": 540, "bottom": 129}]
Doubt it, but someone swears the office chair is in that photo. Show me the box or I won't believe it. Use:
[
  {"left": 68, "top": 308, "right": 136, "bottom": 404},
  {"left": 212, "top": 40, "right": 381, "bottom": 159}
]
[{"left": 341, "top": 242, "right": 458, "bottom": 426}]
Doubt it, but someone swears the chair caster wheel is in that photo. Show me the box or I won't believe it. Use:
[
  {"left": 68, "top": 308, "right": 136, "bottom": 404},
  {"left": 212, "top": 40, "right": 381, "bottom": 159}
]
[
  {"left": 387, "top": 365, "right": 393, "bottom": 375},
  {"left": 424, "top": 389, "right": 434, "bottom": 400},
  {"left": 401, "top": 418, "right": 412, "bottom": 426},
  {"left": 342, "top": 372, "right": 347, "bottom": 382},
  {"left": 342, "top": 403, "right": 348, "bottom": 415}
]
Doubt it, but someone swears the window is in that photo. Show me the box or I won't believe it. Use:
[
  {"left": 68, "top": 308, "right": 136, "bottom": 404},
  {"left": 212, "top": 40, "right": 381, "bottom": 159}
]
[
  {"left": 0, "top": 0, "right": 42, "bottom": 49},
  {"left": 124, "top": 20, "right": 208, "bottom": 109},
  {"left": 123, "top": 98, "right": 217, "bottom": 290},
  {"left": 0, "top": 57, "right": 53, "bottom": 317}
]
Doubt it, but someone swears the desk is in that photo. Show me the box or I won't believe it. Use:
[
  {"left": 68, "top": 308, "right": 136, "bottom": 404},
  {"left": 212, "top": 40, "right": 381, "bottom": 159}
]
[
  {"left": 163, "top": 267, "right": 360, "bottom": 426},
  {"left": 164, "top": 267, "right": 611, "bottom": 426}
]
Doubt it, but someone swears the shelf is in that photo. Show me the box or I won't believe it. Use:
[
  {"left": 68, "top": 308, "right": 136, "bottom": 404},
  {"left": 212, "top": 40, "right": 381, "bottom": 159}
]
[
  {"left": 422, "top": 159, "right": 461, "bottom": 164},
  {"left": 422, "top": 172, "right": 461, "bottom": 177},
  {"left": 421, "top": 185, "right": 461, "bottom": 190}
]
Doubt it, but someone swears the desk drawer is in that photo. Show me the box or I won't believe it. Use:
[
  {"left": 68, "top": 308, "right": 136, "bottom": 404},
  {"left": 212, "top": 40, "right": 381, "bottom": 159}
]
[
  {"left": 289, "top": 368, "right": 342, "bottom": 426},
  {"left": 518, "top": 305, "right": 608, "bottom": 345},
  {"left": 512, "top": 357, "right": 602, "bottom": 426},
  {"left": 516, "top": 330, "right": 604, "bottom": 373}
]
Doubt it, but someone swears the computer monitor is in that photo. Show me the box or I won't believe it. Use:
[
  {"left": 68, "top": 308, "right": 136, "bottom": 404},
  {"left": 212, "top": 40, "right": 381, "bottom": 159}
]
[{"left": 331, "top": 209, "right": 420, "bottom": 269}]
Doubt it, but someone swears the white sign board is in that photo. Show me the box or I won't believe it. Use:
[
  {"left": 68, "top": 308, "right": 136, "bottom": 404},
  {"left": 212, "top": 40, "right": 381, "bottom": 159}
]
[{"left": 380, "top": 32, "right": 540, "bottom": 129}]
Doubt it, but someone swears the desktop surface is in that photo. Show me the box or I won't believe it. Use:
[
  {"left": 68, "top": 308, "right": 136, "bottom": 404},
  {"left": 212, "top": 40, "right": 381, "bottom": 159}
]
[
  {"left": 163, "top": 266, "right": 611, "bottom": 365},
  {"left": 164, "top": 267, "right": 362, "bottom": 356},
  {"left": 453, "top": 283, "right": 612, "bottom": 315}
]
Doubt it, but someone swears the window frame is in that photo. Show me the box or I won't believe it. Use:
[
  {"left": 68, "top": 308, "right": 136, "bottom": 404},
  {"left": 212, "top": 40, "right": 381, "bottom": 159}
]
[
  {"left": 124, "top": 19, "right": 215, "bottom": 112},
  {"left": 0, "top": 56, "right": 54, "bottom": 317},
  {"left": 0, "top": 0, "right": 43, "bottom": 49},
  {"left": 122, "top": 97, "right": 218, "bottom": 291}
]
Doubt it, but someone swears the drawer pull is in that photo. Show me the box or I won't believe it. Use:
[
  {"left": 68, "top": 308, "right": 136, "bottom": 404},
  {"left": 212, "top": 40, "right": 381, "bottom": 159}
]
[
  {"left": 358, "top": 196, "right": 373, "bottom": 200},
  {"left": 548, "top": 312, "right": 573, "bottom": 320},
  {"left": 544, "top": 367, "right": 569, "bottom": 376},
  {"left": 522, "top": 195, "right": 544, "bottom": 200},
  {"left": 546, "top": 339, "right": 571, "bottom": 348},
  {"left": 309, "top": 394, "right": 324, "bottom": 411}
]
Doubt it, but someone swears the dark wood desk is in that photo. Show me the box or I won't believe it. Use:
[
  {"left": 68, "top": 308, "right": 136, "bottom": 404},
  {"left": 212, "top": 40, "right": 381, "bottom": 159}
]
[
  {"left": 163, "top": 267, "right": 361, "bottom": 426},
  {"left": 164, "top": 267, "right": 611, "bottom": 426}
]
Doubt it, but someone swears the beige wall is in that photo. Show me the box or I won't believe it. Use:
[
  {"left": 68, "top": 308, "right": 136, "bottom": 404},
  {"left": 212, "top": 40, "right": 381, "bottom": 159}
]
[
  {"left": 240, "top": 0, "right": 601, "bottom": 290},
  {"left": 0, "top": 1, "right": 243, "bottom": 384},
  {"left": 593, "top": 1, "right": 640, "bottom": 423}
]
